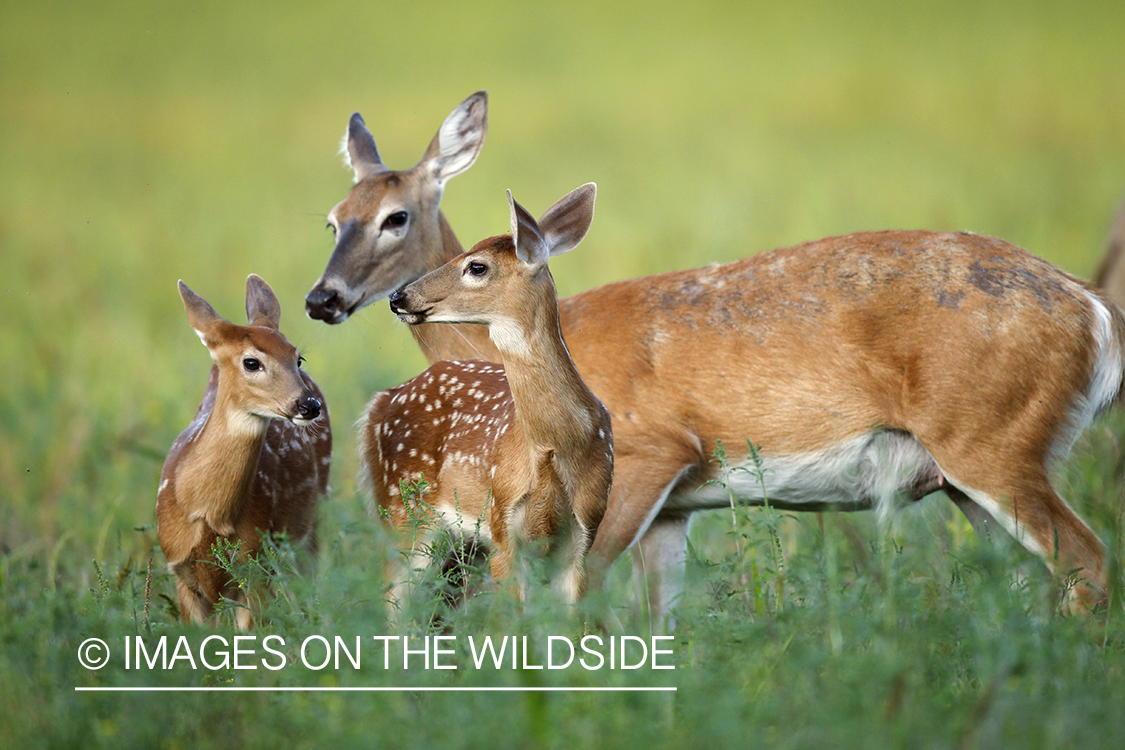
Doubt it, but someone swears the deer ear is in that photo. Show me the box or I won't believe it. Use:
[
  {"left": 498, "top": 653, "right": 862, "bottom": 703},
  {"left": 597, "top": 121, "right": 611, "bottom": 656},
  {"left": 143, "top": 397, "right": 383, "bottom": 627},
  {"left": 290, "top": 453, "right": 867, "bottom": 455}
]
[
  {"left": 508, "top": 190, "right": 549, "bottom": 267},
  {"left": 245, "top": 274, "right": 282, "bottom": 330},
  {"left": 537, "top": 183, "right": 596, "bottom": 257},
  {"left": 343, "top": 112, "right": 387, "bottom": 183},
  {"left": 420, "top": 91, "right": 487, "bottom": 185},
  {"left": 179, "top": 280, "right": 228, "bottom": 348}
]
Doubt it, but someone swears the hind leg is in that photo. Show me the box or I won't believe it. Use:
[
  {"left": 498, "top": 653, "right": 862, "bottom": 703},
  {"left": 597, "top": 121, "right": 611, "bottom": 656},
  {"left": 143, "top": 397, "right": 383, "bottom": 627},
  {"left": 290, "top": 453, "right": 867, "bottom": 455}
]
[
  {"left": 943, "top": 468, "right": 1105, "bottom": 612},
  {"left": 631, "top": 513, "right": 693, "bottom": 632},
  {"left": 947, "top": 485, "right": 1038, "bottom": 593},
  {"left": 948, "top": 487, "right": 1012, "bottom": 545}
]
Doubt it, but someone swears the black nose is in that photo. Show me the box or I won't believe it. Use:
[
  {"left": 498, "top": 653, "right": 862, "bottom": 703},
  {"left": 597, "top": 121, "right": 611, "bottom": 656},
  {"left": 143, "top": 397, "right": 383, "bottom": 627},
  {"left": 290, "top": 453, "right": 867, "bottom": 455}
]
[
  {"left": 296, "top": 396, "right": 321, "bottom": 421},
  {"left": 306, "top": 288, "right": 341, "bottom": 322},
  {"left": 388, "top": 290, "right": 407, "bottom": 314}
]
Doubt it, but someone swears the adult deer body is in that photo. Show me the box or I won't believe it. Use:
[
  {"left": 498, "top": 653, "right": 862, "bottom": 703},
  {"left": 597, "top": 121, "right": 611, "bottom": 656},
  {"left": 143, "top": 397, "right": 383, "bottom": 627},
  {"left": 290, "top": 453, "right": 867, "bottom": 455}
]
[
  {"left": 360, "top": 185, "right": 612, "bottom": 603},
  {"left": 158, "top": 275, "right": 331, "bottom": 629},
  {"left": 309, "top": 92, "right": 1120, "bottom": 627}
]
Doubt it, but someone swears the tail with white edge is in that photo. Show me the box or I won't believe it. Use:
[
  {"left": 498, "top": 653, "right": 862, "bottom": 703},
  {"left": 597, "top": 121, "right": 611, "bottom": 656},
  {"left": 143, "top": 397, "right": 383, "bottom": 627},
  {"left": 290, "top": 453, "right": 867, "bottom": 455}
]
[{"left": 1080, "top": 289, "right": 1125, "bottom": 427}]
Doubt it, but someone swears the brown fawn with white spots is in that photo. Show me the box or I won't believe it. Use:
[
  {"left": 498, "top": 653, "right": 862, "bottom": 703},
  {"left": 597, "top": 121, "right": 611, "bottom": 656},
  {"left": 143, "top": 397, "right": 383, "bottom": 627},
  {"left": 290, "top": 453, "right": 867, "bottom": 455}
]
[
  {"left": 157, "top": 275, "right": 331, "bottom": 629},
  {"left": 311, "top": 92, "right": 1123, "bottom": 629},
  {"left": 360, "top": 184, "right": 612, "bottom": 605}
]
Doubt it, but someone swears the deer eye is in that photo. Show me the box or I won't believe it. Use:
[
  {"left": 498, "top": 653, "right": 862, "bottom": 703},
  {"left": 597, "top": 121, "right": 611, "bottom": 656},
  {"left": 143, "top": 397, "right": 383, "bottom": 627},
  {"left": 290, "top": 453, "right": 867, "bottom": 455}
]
[
  {"left": 297, "top": 355, "right": 306, "bottom": 368},
  {"left": 243, "top": 358, "right": 262, "bottom": 372},
  {"left": 466, "top": 262, "right": 488, "bottom": 277},
  {"left": 382, "top": 211, "right": 408, "bottom": 230}
]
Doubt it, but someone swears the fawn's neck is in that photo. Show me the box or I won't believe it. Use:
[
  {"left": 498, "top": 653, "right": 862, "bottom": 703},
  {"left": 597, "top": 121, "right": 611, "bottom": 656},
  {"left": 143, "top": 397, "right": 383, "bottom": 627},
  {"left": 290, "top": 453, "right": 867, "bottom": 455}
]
[
  {"left": 491, "top": 278, "right": 600, "bottom": 455},
  {"left": 174, "top": 367, "right": 269, "bottom": 535}
]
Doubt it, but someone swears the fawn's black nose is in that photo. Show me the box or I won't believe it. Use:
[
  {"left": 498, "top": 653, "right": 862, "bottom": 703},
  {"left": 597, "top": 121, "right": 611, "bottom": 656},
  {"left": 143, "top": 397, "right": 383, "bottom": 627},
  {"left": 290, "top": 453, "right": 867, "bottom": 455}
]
[
  {"left": 388, "top": 290, "right": 407, "bottom": 314},
  {"left": 295, "top": 396, "right": 322, "bottom": 422}
]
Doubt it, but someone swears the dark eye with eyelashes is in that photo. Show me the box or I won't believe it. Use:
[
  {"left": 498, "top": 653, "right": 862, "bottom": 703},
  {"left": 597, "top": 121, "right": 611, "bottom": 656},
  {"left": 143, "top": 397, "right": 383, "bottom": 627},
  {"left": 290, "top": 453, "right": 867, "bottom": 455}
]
[
  {"left": 243, "top": 358, "right": 262, "bottom": 372},
  {"left": 297, "top": 355, "right": 306, "bottom": 368},
  {"left": 466, "top": 261, "right": 488, "bottom": 277},
  {"left": 326, "top": 223, "right": 336, "bottom": 236},
  {"left": 382, "top": 211, "right": 408, "bottom": 230}
]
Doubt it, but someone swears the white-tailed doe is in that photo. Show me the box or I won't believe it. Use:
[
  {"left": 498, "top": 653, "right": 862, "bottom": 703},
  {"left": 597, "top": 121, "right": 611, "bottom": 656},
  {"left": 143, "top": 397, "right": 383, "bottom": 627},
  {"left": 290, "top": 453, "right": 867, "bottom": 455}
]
[
  {"left": 157, "top": 275, "right": 331, "bottom": 629},
  {"left": 360, "top": 184, "right": 612, "bottom": 604},
  {"left": 310, "top": 92, "right": 1122, "bottom": 629}
]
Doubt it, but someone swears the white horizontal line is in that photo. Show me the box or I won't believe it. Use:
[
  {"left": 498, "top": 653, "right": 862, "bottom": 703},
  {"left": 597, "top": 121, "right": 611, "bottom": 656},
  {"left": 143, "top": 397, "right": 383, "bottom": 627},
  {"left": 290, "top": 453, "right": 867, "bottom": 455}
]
[{"left": 75, "top": 686, "right": 676, "bottom": 693}]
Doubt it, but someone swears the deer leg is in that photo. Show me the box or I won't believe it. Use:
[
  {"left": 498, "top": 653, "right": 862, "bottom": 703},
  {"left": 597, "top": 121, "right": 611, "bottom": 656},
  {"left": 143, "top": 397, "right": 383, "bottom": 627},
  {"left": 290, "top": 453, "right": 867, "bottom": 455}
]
[
  {"left": 632, "top": 513, "right": 693, "bottom": 633},
  {"left": 587, "top": 439, "right": 701, "bottom": 631},
  {"left": 489, "top": 541, "right": 532, "bottom": 602},
  {"left": 940, "top": 465, "right": 1106, "bottom": 612},
  {"left": 948, "top": 486, "right": 1012, "bottom": 545},
  {"left": 234, "top": 589, "right": 254, "bottom": 631},
  {"left": 176, "top": 577, "right": 213, "bottom": 624},
  {"left": 298, "top": 530, "right": 319, "bottom": 578},
  {"left": 384, "top": 525, "right": 443, "bottom": 613}
]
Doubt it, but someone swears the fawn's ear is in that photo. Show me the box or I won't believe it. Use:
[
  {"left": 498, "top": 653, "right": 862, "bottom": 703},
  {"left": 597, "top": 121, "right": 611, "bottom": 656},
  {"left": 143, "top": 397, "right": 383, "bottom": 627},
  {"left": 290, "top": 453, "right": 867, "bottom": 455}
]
[
  {"left": 179, "top": 280, "right": 230, "bottom": 349},
  {"left": 419, "top": 90, "right": 488, "bottom": 186},
  {"left": 537, "top": 182, "right": 596, "bottom": 257},
  {"left": 342, "top": 112, "right": 387, "bottom": 183},
  {"left": 508, "top": 190, "right": 549, "bottom": 267},
  {"left": 245, "top": 274, "right": 282, "bottom": 330}
]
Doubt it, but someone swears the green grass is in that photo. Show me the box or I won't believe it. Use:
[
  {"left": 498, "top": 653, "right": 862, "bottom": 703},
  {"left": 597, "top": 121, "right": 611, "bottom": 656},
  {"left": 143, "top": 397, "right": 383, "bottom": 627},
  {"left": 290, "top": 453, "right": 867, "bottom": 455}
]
[{"left": 3, "top": 0, "right": 1125, "bottom": 747}]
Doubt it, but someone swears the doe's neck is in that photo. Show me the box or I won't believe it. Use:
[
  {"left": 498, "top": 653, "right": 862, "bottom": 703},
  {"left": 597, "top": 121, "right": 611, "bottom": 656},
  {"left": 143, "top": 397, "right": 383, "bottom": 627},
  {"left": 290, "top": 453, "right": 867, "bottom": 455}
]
[{"left": 410, "top": 213, "right": 501, "bottom": 363}]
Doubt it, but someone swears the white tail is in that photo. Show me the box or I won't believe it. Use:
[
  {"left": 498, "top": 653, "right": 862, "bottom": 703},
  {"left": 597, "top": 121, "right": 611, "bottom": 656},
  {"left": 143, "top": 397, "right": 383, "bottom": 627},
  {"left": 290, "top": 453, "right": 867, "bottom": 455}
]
[
  {"left": 309, "top": 93, "right": 1120, "bottom": 628},
  {"left": 360, "top": 185, "right": 612, "bottom": 604},
  {"left": 157, "top": 275, "right": 332, "bottom": 629}
]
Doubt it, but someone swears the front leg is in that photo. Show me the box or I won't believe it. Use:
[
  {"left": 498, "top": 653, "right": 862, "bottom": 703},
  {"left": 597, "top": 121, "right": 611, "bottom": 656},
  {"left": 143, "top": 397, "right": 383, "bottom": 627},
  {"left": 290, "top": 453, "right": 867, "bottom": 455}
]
[
  {"left": 586, "top": 437, "right": 702, "bottom": 628},
  {"left": 175, "top": 574, "right": 214, "bottom": 624}
]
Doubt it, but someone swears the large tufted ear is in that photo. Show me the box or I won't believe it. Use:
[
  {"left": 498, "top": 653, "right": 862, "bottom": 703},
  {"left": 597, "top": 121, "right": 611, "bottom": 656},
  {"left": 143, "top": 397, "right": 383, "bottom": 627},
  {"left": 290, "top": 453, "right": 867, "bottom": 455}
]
[
  {"left": 508, "top": 190, "right": 549, "bottom": 267},
  {"left": 342, "top": 112, "right": 388, "bottom": 183},
  {"left": 418, "top": 91, "right": 488, "bottom": 186},
  {"left": 245, "top": 274, "right": 282, "bottom": 330},
  {"left": 536, "top": 183, "right": 596, "bottom": 257}
]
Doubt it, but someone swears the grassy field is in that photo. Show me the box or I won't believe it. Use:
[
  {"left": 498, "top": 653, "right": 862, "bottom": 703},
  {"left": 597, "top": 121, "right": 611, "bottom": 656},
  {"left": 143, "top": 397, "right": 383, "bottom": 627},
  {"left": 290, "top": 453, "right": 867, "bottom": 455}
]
[{"left": 3, "top": 0, "right": 1125, "bottom": 747}]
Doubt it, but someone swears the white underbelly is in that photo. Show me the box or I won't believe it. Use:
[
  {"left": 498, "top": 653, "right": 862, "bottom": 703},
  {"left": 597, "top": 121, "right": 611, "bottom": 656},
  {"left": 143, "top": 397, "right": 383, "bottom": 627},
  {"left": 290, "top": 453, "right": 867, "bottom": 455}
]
[{"left": 668, "top": 430, "right": 943, "bottom": 517}]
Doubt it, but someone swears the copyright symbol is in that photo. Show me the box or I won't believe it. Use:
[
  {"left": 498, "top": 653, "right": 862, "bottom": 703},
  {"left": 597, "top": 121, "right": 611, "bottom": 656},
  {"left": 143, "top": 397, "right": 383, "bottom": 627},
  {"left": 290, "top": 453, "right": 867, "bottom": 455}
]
[{"left": 78, "top": 638, "right": 110, "bottom": 670}]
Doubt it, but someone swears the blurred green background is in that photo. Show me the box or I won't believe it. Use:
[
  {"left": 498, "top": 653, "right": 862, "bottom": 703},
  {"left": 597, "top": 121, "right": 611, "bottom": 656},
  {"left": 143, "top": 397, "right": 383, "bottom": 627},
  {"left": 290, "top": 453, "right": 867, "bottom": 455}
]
[
  {"left": 4, "top": 1, "right": 1125, "bottom": 745},
  {"left": 4, "top": 0, "right": 1124, "bottom": 565}
]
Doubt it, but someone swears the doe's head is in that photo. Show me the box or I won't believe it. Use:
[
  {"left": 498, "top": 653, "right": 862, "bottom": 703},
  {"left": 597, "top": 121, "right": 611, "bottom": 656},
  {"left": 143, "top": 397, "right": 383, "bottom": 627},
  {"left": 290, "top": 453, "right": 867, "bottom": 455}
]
[{"left": 305, "top": 91, "right": 489, "bottom": 324}]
